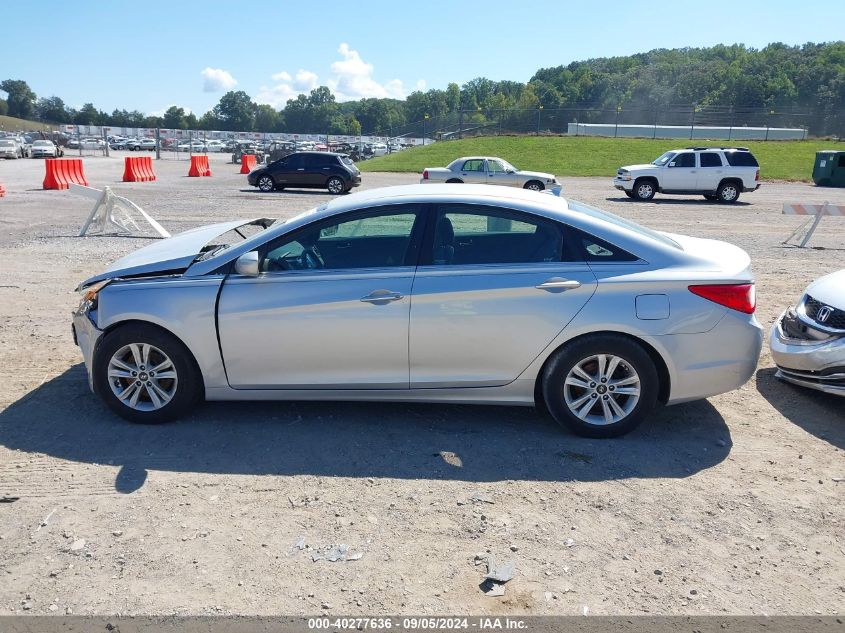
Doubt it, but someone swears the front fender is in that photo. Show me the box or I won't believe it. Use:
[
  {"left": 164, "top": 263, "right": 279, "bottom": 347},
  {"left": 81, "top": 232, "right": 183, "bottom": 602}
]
[{"left": 96, "top": 276, "right": 228, "bottom": 390}]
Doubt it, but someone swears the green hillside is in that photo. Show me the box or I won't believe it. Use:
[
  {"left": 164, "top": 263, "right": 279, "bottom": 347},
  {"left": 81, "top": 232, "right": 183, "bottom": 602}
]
[
  {"left": 0, "top": 114, "right": 55, "bottom": 132},
  {"left": 359, "top": 136, "right": 838, "bottom": 182}
]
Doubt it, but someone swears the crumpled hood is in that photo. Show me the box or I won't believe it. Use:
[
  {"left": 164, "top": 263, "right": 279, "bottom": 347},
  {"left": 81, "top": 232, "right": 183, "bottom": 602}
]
[
  {"left": 78, "top": 218, "right": 270, "bottom": 289},
  {"left": 805, "top": 269, "right": 845, "bottom": 309}
]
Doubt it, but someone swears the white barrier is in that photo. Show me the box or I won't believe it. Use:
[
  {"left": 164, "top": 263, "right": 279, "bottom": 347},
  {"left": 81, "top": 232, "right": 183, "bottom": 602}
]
[
  {"left": 782, "top": 201, "right": 845, "bottom": 247},
  {"left": 70, "top": 184, "right": 170, "bottom": 238}
]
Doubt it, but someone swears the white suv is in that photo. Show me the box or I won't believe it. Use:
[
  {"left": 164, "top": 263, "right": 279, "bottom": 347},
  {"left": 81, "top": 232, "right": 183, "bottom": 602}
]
[{"left": 613, "top": 147, "right": 760, "bottom": 203}]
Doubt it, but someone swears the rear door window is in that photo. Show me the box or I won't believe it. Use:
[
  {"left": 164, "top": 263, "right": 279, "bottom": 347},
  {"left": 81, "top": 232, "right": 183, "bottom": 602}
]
[
  {"left": 699, "top": 152, "right": 723, "bottom": 167},
  {"left": 427, "top": 204, "right": 568, "bottom": 265},
  {"left": 460, "top": 159, "right": 485, "bottom": 172}
]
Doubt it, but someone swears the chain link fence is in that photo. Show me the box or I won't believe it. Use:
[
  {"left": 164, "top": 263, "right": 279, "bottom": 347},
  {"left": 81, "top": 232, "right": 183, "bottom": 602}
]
[{"left": 365, "top": 104, "right": 844, "bottom": 143}]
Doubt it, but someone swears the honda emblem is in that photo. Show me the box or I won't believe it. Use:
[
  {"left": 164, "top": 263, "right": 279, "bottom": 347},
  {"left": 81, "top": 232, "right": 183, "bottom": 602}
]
[{"left": 816, "top": 305, "right": 833, "bottom": 323}]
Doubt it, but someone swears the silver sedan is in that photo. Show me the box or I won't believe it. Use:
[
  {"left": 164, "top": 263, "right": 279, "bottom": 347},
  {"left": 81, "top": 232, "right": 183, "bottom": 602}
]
[
  {"left": 421, "top": 157, "right": 558, "bottom": 191},
  {"left": 73, "top": 184, "right": 763, "bottom": 437},
  {"left": 770, "top": 269, "right": 845, "bottom": 396}
]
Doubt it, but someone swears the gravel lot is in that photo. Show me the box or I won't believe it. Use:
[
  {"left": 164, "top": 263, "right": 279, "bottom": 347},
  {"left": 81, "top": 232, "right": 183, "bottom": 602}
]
[{"left": 0, "top": 152, "right": 843, "bottom": 616}]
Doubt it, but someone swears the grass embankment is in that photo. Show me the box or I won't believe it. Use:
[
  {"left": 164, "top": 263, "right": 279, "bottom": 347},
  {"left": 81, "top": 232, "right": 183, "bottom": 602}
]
[
  {"left": 359, "top": 136, "right": 839, "bottom": 182},
  {"left": 0, "top": 115, "right": 55, "bottom": 132}
]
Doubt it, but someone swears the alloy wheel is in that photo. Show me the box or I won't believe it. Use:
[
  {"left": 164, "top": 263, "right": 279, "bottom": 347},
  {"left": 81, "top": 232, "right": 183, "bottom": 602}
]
[
  {"left": 563, "top": 353, "right": 641, "bottom": 426},
  {"left": 107, "top": 343, "right": 178, "bottom": 411}
]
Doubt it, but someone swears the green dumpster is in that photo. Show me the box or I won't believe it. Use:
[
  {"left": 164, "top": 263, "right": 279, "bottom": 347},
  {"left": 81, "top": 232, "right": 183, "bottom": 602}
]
[{"left": 813, "top": 150, "right": 845, "bottom": 187}]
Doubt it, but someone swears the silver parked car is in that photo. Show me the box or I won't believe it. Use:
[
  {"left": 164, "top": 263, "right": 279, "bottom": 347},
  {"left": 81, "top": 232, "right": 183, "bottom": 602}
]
[
  {"left": 73, "top": 184, "right": 763, "bottom": 437},
  {"left": 770, "top": 269, "right": 845, "bottom": 396},
  {"left": 421, "top": 157, "right": 558, "bottom": 191}
]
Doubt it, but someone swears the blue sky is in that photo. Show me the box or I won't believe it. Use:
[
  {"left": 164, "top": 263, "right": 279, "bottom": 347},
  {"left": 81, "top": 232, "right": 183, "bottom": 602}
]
[{"left": 1, "top": 0, "right": 841, "bottom": 116}]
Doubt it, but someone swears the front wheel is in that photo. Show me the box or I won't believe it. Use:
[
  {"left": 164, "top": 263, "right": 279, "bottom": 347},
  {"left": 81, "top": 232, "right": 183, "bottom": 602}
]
[
  {"left": 326, "top": 177, "right": 345, "bottom": 194},
  {"left": 523, "top": 180, "right": 544, "bottom": 191},
  {"left": 717, "top": 181, "right": 740, "bottom": 203},
  {"left": 257, "top": 175, "right": 275, "bottom": 192},
  {"left": 542, "top": 334, "right": 659, "bottom": 438},
  {"left": 93, "top": 324, "right": 202, "bottom": 424},
  {"left": 632, "top": 179, "right": 656, "bottom": 201},
  {"left": 703, "top": 194, "right": 718, "bottom": 201}
]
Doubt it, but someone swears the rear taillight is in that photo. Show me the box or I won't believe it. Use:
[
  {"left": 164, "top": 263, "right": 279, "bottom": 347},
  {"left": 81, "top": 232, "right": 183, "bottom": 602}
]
[
  {"left": 422, "top": 169, "right": 429, "bottom": 180},
  {"left": 689, "top": 283, "right": 756, "bottom": 314},
  {"left": 755, "top": 169, "right": 760, "bottom": 181}
]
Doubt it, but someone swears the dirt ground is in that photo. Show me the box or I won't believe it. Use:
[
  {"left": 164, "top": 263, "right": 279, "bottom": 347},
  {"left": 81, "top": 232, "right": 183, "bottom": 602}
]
[{"left": 0, "top": 152, "right": 843, "bottom": 617}]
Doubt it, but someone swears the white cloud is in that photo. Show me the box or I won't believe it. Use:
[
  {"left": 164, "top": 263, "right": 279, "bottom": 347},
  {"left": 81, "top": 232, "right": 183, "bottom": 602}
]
[
  {"left": 255, "top": 44, "right": 411, "bottom": 108},
  {"left": 293, "top": 70, "right": 318, "bottom": 91},
  {"left": 415, "top": 79, "right": 427, "bottom": 92},
  {"left": 201, "top": 67, "right": 238, "bottom": 92},
  {"left": 328, "top": 43, "right": 405, "bottom": 100}
]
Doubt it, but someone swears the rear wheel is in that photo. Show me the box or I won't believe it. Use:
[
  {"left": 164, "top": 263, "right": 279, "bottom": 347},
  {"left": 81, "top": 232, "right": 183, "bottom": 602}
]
[
  {"left": 327, "top": 177, "right": 345, "bottom": 194},
  {"left": 445, "top": 178, "right": 463, "bottom": 184},
  {"left": 632, "top": 179, "right": 656, "bottom": 201},
  {"left": 93, "top": 324, "right": 202, "bottom": 424},
  {"left": 524, "top": 180, "right": 544, "bottom": 191},
  {"left": 624, "top": 191, "right": 635, "bottom": 198},
  {"left": 257, "top": 175, "right": 275, "bottom": 192},
  {"left": 703, "top": 194, "right": 718, "bottom": 201},
  {"left": 542, "top": 334, "right": 659, "bottom": 438},
  {"left": 717, "top": 181, "right": 740, "bottom": 203}
]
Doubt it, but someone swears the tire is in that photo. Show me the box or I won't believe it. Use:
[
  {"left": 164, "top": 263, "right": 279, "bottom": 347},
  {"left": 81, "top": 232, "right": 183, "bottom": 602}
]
[
  {"left": 257, "top": 174, "right": 275, "bottom": 192},
  {"left": 445, "top": 178, "right": 463, "bottom": 183},
  {"left": 326, "top": 177, "right": 345, "bottom": 194},
  {"left": 624, "top": 191, "right": 635, "bottom": 199},
  {"left": 716, "top": 181, "right": 741, "bottom": 203},
  {"left": 542, "top": 334, "right": 659, "bottom": 438},
  {"left": 523, "top": 180, "right": 545, "bottom": 191},
  {"left": 93, "top": 324, "right": 202, "bottom": 424},
  {"left": 703, "top": 194, "right": 718, "bottom": 201},
  {"left": 632, "top": 179, "right": 656, "bottom": 201}
]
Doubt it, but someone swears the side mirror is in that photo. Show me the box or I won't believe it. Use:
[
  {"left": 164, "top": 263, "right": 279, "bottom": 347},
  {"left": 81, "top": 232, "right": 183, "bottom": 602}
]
[{"left": 234, "top": 251, "right": 260, "bottom": 276}]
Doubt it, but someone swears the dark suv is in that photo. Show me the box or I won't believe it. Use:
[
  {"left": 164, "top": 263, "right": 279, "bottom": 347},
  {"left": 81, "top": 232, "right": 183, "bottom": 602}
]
[{"left": 247, "top": 151, "right": 361, "bottom": 194}]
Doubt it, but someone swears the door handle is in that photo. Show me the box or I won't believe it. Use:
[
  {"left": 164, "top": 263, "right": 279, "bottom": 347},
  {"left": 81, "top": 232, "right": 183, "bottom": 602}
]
[
  {"left": 297, "top": 168, "right": 305, "bottom": 171},
  {"left": 536, "top": 278, "right": 581, "bottom": 291},
  {"left": 360, "top": 290, "right": 404, "bottom": 303}
]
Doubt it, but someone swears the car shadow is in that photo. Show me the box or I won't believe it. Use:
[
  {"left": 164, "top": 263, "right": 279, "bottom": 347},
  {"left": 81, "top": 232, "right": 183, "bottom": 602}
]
[
  {"left": 0, "top": 364, "right": 733, "bottom": 493},
  {"left": 606, "top": 196, "right": 752, "bottom": 206},
  {"left": 237, "top": 188, "right": 338, "bottom": 196},
  {"left": 755, "top": 367, "right": 845, "bottom": 450}
]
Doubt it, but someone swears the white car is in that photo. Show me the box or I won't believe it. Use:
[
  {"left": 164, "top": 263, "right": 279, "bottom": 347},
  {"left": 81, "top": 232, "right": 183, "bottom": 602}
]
[
  {"left": 422, "top": 156, "right": 558, "bottom": 191},
  {"left": 205, "top": 140, "right": 224, "bottom": 152},
  {"left": 80, "top": 138, "right": 105, "bottom": 150},
  {"left": 0, "top": 138, "right": 21, "bottom": 159},
  {"left": 30, "top": 140, "right": 61, "bottom": 158},
  {"left": 139, "top": 139, "right": 157, "bottom": 151},
  {"left": 770, "top": 270, "right": 845, "bottom": 396},
  {"left": 613, "top": 147, "right": 761, "bottom": 203}
]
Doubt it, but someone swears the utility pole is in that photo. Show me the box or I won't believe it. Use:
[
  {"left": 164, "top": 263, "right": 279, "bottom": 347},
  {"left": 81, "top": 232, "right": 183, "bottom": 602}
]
[
  {"left": 423, "top": 114, "right": 429, "bottom": 146},
  {"left": 537, "top": 105, "right": 543, "bottom": 135}
]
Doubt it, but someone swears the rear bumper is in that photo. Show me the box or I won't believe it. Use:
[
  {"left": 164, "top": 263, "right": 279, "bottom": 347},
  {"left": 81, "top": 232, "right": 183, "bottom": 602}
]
[
  {"left": 769, "top": 311, "right": 845, "bottom": 396},
  {"left": 653, "top": 311, "right": 764, "bottom": 404},
  {"left": 744, "top": 184, "right": 761, "bottom": 193}
]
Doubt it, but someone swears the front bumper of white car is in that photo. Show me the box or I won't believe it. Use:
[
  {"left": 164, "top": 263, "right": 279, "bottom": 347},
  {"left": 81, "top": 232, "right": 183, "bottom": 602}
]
[
  {"left": 612, "top": 176, "right": 634, "bottom": 191},
  {"left": 769, "top": 308, "right": 845, "bottom": 396}
]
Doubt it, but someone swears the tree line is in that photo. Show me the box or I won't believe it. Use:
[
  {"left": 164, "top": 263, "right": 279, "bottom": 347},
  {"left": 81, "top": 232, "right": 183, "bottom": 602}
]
[{"left": 2, "top": 41, "right": 843, "bottom": 136}]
